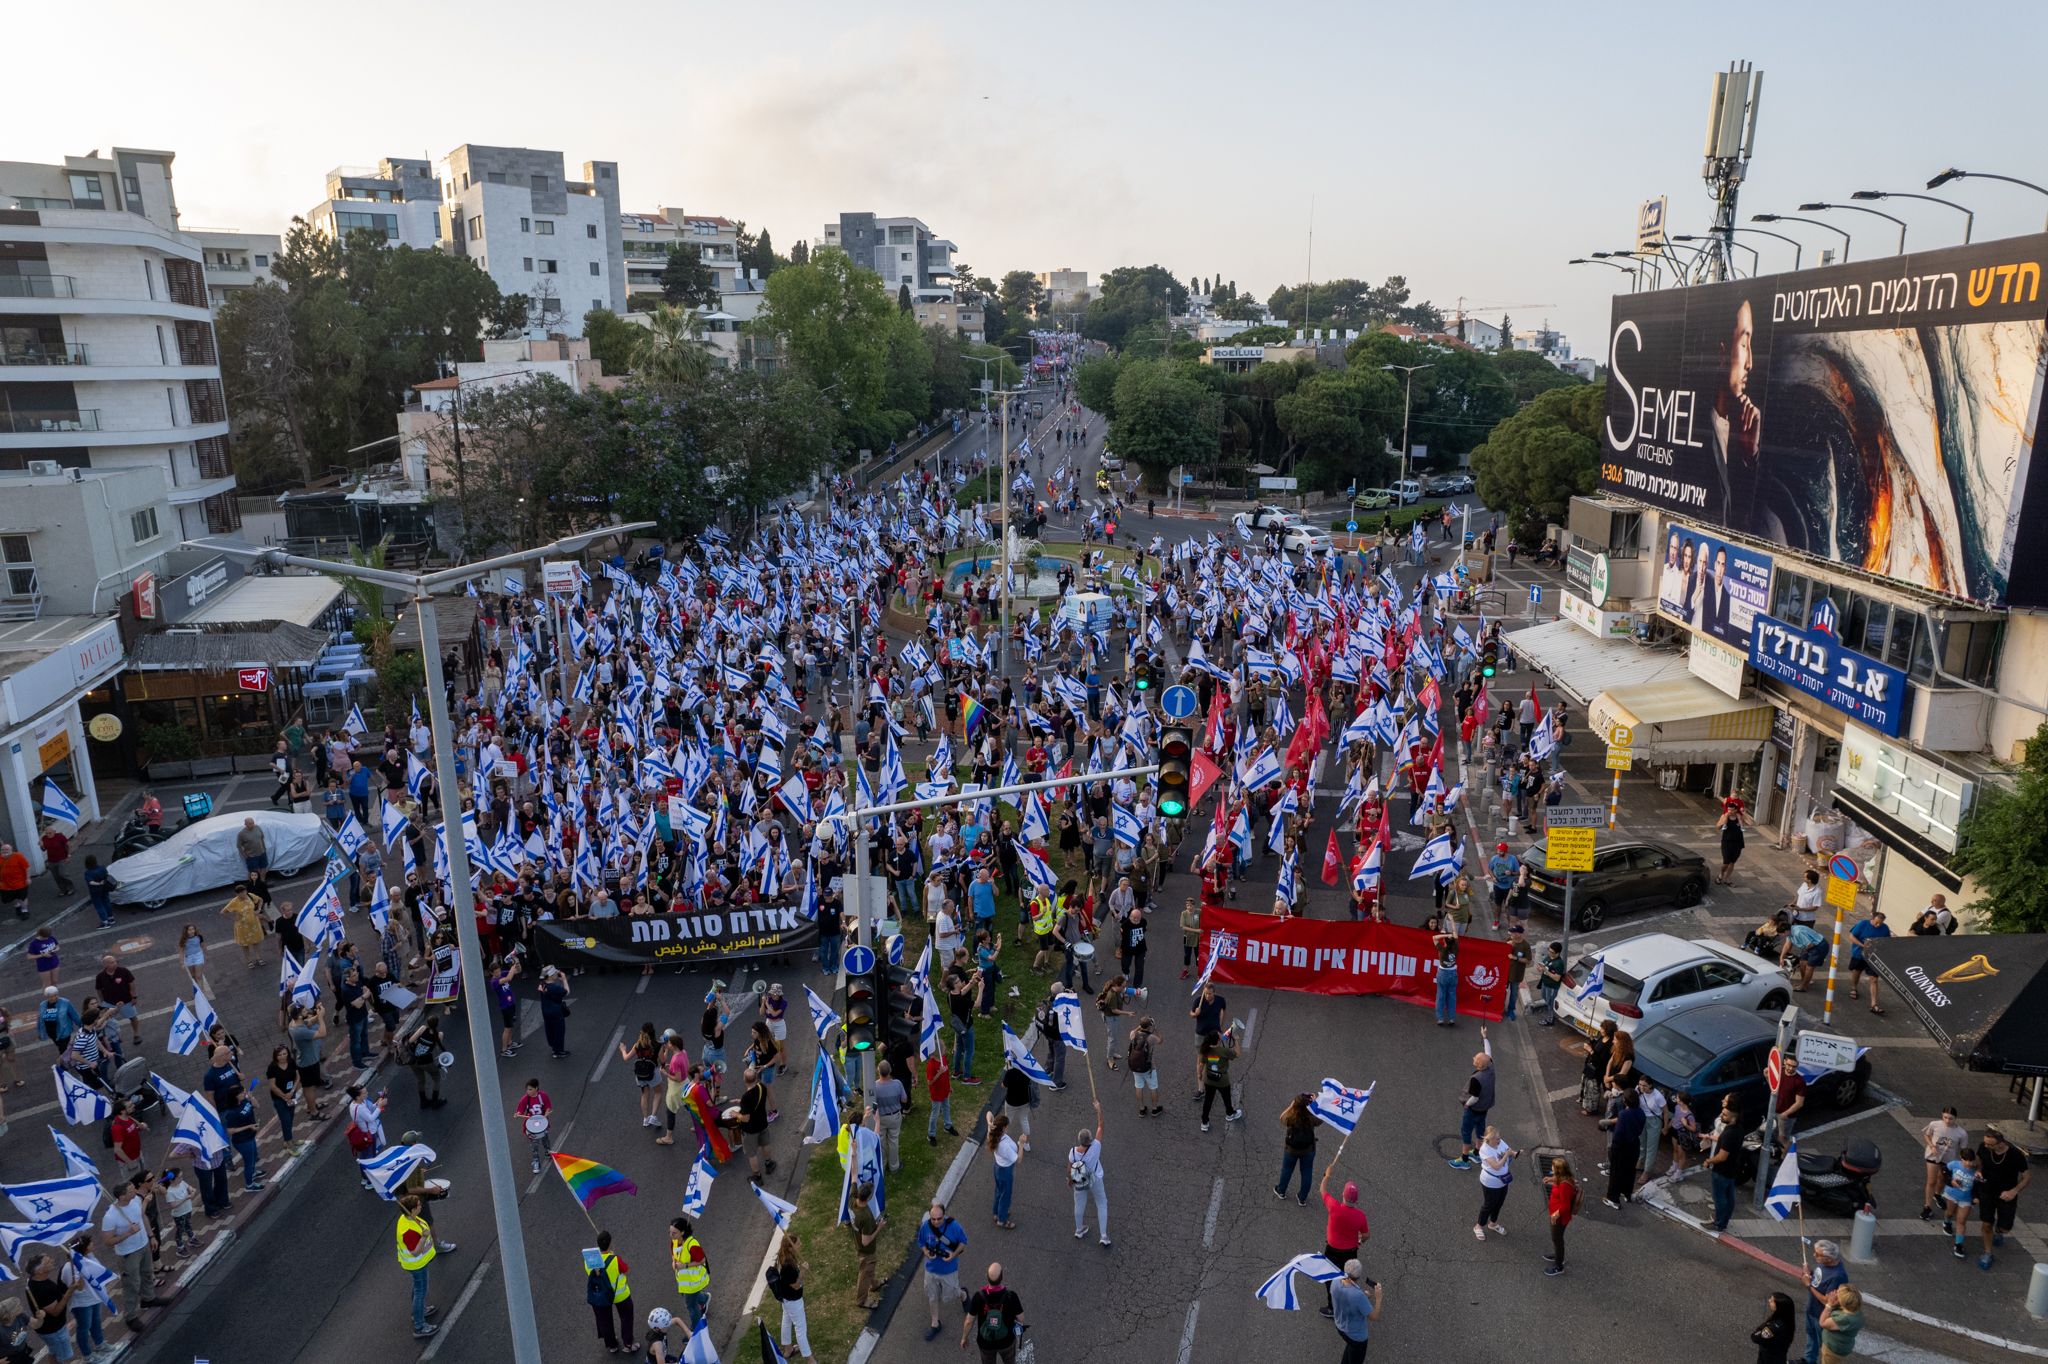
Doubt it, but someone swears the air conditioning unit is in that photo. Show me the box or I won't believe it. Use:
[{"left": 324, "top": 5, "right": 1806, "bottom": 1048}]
[{"left": 25, "top": 460, "right": 62, "bottom": 476}]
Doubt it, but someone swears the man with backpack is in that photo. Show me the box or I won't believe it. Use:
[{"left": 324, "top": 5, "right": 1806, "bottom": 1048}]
[
  {"left": 916, "top": 1202, "right": 967, "bottom": 1342},
  {"left": 1126, "top": 1016, "right": 1160, "bottom": 1115},
  {"left": 959, "top": 1262, "right": 1026, "bottom": 1364},
  {"left": 1069, "top": 1099, "right": 1110, "bottom": 1247}
]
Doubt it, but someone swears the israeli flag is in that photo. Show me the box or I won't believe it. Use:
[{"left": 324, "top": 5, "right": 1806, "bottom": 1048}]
[
  {"left": 2, "top": 1173, "right": 102, "bottom": 1226},
  {"left": 1111, "top": 804, "right": 1144, "bottom": 849},
  {"left": 1353, "top": 838, "right": 1383, "bottom": 892},
  {"left": 335, "top": 814, "right": 370, "bottom": 860},
  {"left": 1575, "top": 955, "right": 1606, "bottom": 1002},
  {"left": 750, "top": 1180, "right": 799, "bottom": 1230},
  {"left": 1019, "top": 792, "right": 1051, "bottom": 844},
  {"left": 681, "top": 1318, "right": 721, "bottom": 1364},
  {"left": 359, "top": 1142, "right": 438, "bottom": 1201},
  {"left": 682, "top": 1150, "right": 719, "bottom": 1218},
  {"left": 1528, "top": 720, "right": 1557, "bottom": 762},
  {"left": 1267, "top": 787, "right": 1299, "bottom": 854},
  {"left": 1765, "top": 1138, "right": 1802, "bottom": 1221},
  {"left": 48, "top": 1127, "right": 97, "bottom": 1181},
  {"left": 1275, "top": 852, "right": 1299, "bottom": 907},
  {"left": 290, "top": 949, "right": 324, "bottom": 1008},
  {"left": 1014, "top": 839, "right": 1060, "bottom": 897},
  {"left": 1051, "top": 992, "right": 1088, "bottom": 1054},
  {"left": 167, "top": 997, "right": 207, "bottom": 1057},
  {"left": 164, "top": 1083, "right": 230, "bottom": 1160},
  {"left": 1254, "top": 1253, "right": 1345, "bottom": 1311},
  {"left": 1310, "top": 1079, "right": 1376, "bottom": 1135},
  {"left": 344, "top": 703, "right": 369, "bottom": 737},
  {"left": 1001, "top": 1021, "right": 1056, "bottom": 1084},
  {"left": 52, "top": 1067, "right": 109, "bottom": 1126},
  {"left": 0, "top": 1214, "right": 89, "bottom": 1266},
  {"left": 1409, "top": 830, "right": 1457, "bottom": 880},
  {"left": 802, "top": 985, "right": 842, "bottom": 1044},
  {"left": 380, "top": 799, "right": 409, "bottom": 850},
  {"left": 37, "top": 780, "right": 80, "bottom": 830},
  {"left": 1238, "top": 747, "right": 1282, "bottom": 793},
  {"left": 805, "top": 1052, "right": 843, "bottom": 1147},
  {"left": 67, "top": 1250, "right": 118, "bottom": 1310},
  {"left": 368, "top": 873, "right": 391, "bottom": 933}
]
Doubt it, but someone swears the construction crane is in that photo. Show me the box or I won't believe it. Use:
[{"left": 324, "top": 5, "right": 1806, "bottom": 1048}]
[{"left": 1445, "top": 298, "right": 1553, "bottom": 347}]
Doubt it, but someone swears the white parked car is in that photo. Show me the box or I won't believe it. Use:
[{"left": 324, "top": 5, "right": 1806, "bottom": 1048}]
[
  {"left": 108, "top": 811, "right": 338, "bottom": 908},
  {"left": 1098, "top": 451, "right": 1124, "bottom": 472},
  {"left": 1555, "top": 933, "right": 1791, "bottom": 1038},
  {"left": 1280, "top": 526, "right": 1333, "bottom": 555},
  {"left": 1232, "top": 504, "right": 1302, "bottom": 534}
]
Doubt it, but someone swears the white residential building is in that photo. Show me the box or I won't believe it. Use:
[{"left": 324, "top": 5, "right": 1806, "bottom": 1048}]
[
  {"left": 620, "top": 209, "right": 742, "bottom": 306},
  {"left": 305, "top": 159, "right": 443, "bottom": 251},
  {"left": 438, "top": 146, "right": 625, "bottom": 337},
  {"left": 0, "top": 148, "right": 240, "bottom": 543},
  {"left": 822, "top": 214, "right": 955, "bottom": 300},
  {"left": 1037, "top": 268, "right": 1090, "bottom": 308},
  {"left": 189, "top": 229, "right": 281, "bottom": 306}
]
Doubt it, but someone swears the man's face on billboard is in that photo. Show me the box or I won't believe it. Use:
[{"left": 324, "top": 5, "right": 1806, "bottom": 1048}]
[
  {"left": 1714, "top": 548, "right": 1728, "bottom": 582},
  {"left": 1725, "top": 300, "right": 1754, "bottom": 399}
]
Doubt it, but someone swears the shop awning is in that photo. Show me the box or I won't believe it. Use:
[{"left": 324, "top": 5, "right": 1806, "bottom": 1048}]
[
  {"left": 1502, "top": 620, "right": 1693, "bottom": 709},
  {"left": 1864, "top": 934, "right": 2048, "bottom": 1076},
  {"left": 1589, "top": 677, "right": 1772, "bottom": 765},
  {"left": 185, "top": 575, "right": 345, "bottom": 629},
  {"left": 389, "top": 596, "right": 480, "bottom": 653},
  {"left": 129, "top": 621, "right": 330, "bottom": 672}
]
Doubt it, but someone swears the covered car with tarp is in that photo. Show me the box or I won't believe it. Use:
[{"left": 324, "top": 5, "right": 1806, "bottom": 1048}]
[{"left": 1864, "top": 934, "right": 2048, "bottom": 1075}]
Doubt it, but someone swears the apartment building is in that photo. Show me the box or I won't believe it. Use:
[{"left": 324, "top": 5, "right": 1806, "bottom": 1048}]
[
  {"left": 439, "top": 146, "right": 625, "bottom": 336},
  {"left": 911, "top": 297, "right": 985, "bottom": 343},
  {"left": 190, "top": 228, "right": 281, "bottom": 306},
  {"left": 821, "top": 214, "right": 956, "bottom": 298},
  {"left": 1037, "top": 267, "right": 1090, "bottom": 308},
  {"left": 619, "top": 209, "right": 742, "bottom": 306},
  {"left": 0, "top": 148, "right": 241, "bottom": 543},
  {"left": 305, "top": 158, "right": 443, "bottom": 250}
]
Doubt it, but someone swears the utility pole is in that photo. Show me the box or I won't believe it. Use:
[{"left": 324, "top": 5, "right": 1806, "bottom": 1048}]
[
  {"left": 998, "top": 386, "right": 1012, "bottom": 676},
  {"left": 1382, "top": 363, "right": 1433, "bottom": 490}
]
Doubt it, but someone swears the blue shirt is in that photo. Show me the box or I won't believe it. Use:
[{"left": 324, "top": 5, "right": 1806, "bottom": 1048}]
[
  {"left": 916, "top": 1217, "right": 965, "bottom": 1274},
  {"left": 1488, "top": 854, "right": 1517, "bottom": 890},
  {"left": 969, "top": 880, "right": 997, "bottom": 923},
  {"left": 1808, "top": 1260, "right": 1847, "bottom": 1319},
  {"left": 1331, "top": 1277, "right": 1372, "bottom": 1342},
  {"left": 1849, "top": 918, "right": 1889, "bottom": 964}
]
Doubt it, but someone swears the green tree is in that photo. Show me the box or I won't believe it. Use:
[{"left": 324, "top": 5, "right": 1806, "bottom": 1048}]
[
  {"left": 581, "top": 308, "right": 642, "bottom": 377},
  {"left": 1498, "top": 315, "right": 1513, "bottom": 351},
  {"left": 1952, "top": 725, "right": 2048, "bottom": 932},
  {"left": 695, "top": 369, "right": 838, "bottom": 534},
  {"left": 1083, "top": 266, "right": 1189, "bottom": 350},
  {"left": 597, "top": 386, "right": 718, "bottom": 536},
  {"left": 660, "top": 244, "right": 720, "bottom": 308},
  {"left": 214, "top": 280, "right": 312, "bottom": 487},
  {"left": 1494, "top": 348, "right": 1585, "bottom": 404},
  {"left": 1274, "top": 368, "right": 1400, "bottom": 492},
  {"left": 428, "top": 375, "right": 609, "bottom": 553},
  {"left": 898, "top": 281, "right": 913, "bottom": 313},
  {"left": 635, "top": 305, "right": 716, "bottom": 389},
  {"left": 756, "top": 247, "right": 897, "bottom": 441},
  {"left": 1107, "top": 359, "right": 1219, "bottom": 489},
  {"left": 998, "top": 270, "right": 1044, "bottom": 320},
  {"left": 1467, "top": 382, "right": 1605, "bottom": 540},
  {"left": 880, "top": 309, "right": 933, "bottom": 424},
  {"left": 789, "top": 239, "right": 810, "bottom": 267},
  {"left": 1073, "top": 356, "right": 1122, "bottom": 420}
]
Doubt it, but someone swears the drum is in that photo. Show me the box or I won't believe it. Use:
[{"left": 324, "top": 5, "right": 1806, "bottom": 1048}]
[
  {"left": 1072, "top": 942, "right": 1096, "bottom": 960},
  {"left": 422, "top": 1178, "right": 451, "bottom": 1196},
  {"left": 524, "top": 1115, "right": 551, "bottom": 1136}
]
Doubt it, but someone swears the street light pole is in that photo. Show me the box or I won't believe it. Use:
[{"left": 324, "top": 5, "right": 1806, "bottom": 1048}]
[
  {"left": 1926, "top": 168, "right": 2048, "bottom": 230},
  {"left": 1381, "top": 364, "right": 1433, "bottom": 491},
  {"left": 187, "top": 521, "right": 652, "bottom": 1364},
  {"left": 1754, "top": 213, "right": 1852, "bottom": 263},
  {"left": 1852, "top": 190, "right": 1973, "bottom": 244},
  {"left": 1800, "top": 202, "right": 1907, "bottom": 255}
]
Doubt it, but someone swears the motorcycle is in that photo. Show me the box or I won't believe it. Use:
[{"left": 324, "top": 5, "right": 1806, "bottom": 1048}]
[
  {"left": 1744, "top": 1132, "right": 1881, "bottom": 1215},
  {"left": 113, "top": 814, "right": 175, "bottom": 861}
]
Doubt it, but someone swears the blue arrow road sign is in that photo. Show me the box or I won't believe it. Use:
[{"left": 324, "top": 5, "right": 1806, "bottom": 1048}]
[
  {"left": 842, "top": 945, "right": 876, "bottom": 976},
  {"left": 1529, "top": 585, "right": 1543, "bottom": 604},
  {"left": 1159, "top": 684, "right": 1198, "bottom": 721}
]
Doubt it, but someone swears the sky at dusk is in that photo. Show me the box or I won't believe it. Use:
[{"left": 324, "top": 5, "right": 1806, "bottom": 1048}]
[{"left": 12, "top": 0, "right": 2047, "bottom": 358}]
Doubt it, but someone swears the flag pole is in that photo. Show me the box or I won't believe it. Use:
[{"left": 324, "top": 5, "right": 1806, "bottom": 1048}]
[{"left": 1081, "top": 1004, "right": 1101, "bottom": 1109}]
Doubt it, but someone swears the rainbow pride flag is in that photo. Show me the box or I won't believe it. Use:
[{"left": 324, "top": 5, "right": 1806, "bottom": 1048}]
[
  {"left": 551, "top": 1151, "right": 637, "bottom": 1210},
  {"left": 961, "top": 690, "right": 986, "bottom": 739}
]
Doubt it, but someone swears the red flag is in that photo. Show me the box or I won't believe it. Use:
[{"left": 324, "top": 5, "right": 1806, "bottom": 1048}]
[
  {"left": 1321, "top": 828, "right": 1342, "bottom": 885},
  {"left": 1284, "top": 719, "right": 1316, "bottom": 773},
  {"left": 1427, "top": 731, "right": 1444, "bottom": 780},
  {"left": 1526, "top": 685, "right": 1544, "bottom": 722},
  {"left": 1204, "top": 687, "right": 1225, "bottom": 754},
  {"left": 1190, "top": 751, "right": 1223, "bottom": 813},
  {"left": 1473, "top": 682, "right": 1491, "bottom": 726}
]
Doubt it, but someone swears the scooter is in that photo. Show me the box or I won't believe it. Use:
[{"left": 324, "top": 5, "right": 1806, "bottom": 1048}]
[
  {"left": 1745, "top": 1132, "right": 1881, "bottom": 1214},
  {"left": 113, "top": 815, "right": 174, "bottom": 861}
]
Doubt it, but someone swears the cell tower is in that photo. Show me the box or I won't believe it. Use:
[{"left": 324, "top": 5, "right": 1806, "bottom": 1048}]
[{"left": 1697, "top": 61, "right": 1763, "bottom": 283}]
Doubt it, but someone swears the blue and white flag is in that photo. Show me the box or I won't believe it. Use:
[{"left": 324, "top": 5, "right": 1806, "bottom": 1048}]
[
  {"left": 1274, "top": 852, "right": 1299, "bottom": 908},
  {"left": 803, "top": 984, "right": 840, "bottom": 1042},
  {"left": 380, "top": 799, "right": 409, "bottom": 850},
  {"left": 52, "top": 1066, "right": 109, "bottom": 1126},
  {"left": 1051, "top": 992, "right": 1088, "bottom": 1054},
  {"left": 48, "top": 1127, "right": 97, "bottom": 1181},
  {"left": 805, "top": 1052, "right": 843, "bottom": 1147},
  {"left": 37, "top": 780, "right": 79, "bottom": 830},
  {"left": 1015, "top": 839, "right": 1060, "bottom": 897},
  {"left": 1575, "top": 955, "right": 1606, "bottom": 1002},
  {"left": 334, "top": 813, "right": 370, "bottom": 860},
  {"left": 1310, "top": 1079, "right": 1376, "bottom": 1135},
  {"left": 1111, "top": 804, "right": 1144, "bottom": 849},
  {"left": 682, "top": 1150, "right": 719, "bottom": 1218},
  {"left": 1001, "top": 1021, "right": 1055, "bottom": 1084},
  {"left": 2, "top": 1173, "right": 101, "bottom": 1226},
  {"left": 0, "top": 1214, "right": 89, "bottom": 1266},
  {"left": 681, "top": 1318, "right": 721, "bottom": 1364},
  {"left": 67, "top": 1250, "right": 118, "bottom": 1309},
  {"left": 344, "top": 702, "right": 369, "bottom": 737},
  {"left": 1765, "top": 1138, "right": 1802, "bottom": 1221},
  {"left": 1237, "top": 746, "right": 1282, "bottom": 792},
  {"left": 167, "top": 996, "right": 207, "bottom": 1056},
  {"left": 358, "top": 1142, "right": 438, "bottom": 1201},
  {"left": 750, "top": 1180, "right": 799, "bottom": 1230},
  {"left": 775, "top": 772, "right": 815, "bottom": 824},
  {"left": 1019, "top": 792, "right": 1052, "bottom": 844},
  {"left": 1409, "top": 830, "right": 1457, "bottom": 880},
  {"left": 153, "top": 1073, "right": 230, "bottom": 1160},
  {"left": 1254, "top": 1253, "right": 1345, "bottom": 1311}
]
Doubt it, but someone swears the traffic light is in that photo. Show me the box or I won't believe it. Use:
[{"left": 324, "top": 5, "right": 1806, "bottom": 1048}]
[
  {"left": 884, "top": 962, "right": 922, "bottom": 1051},
  {"left": 842, "top": 958, "right": 879, "bottom": 1055},
  {"left": 1133, "top": 654, "right": 1155, "bottom": 692},
  {"left": 1156, "top": 723, "right": 1194, "bottom": 819},
  {"left": 1481, "top": 636, "right": 1499, "bottom": 679}
]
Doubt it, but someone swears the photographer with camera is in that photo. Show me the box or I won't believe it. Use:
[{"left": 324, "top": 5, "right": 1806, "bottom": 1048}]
[{"left": 1330, "top": 1261, "right": 1381, "bottom": 1362}]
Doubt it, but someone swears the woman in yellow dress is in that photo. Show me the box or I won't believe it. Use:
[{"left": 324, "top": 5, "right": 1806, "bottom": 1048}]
[{"left": 221, "top": 888, "right": 266, "bottom": 968}]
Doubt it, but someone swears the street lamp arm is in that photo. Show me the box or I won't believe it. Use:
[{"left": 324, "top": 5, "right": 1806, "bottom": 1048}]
[
  {"left": 1853, "top": 191, "right": 1974, "bottom": 243},
  {"left": 1806, "top": 202, "right": 1908, "bottom": 254}
]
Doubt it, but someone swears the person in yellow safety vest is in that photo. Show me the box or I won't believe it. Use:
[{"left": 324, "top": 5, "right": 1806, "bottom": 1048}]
[
  {"left": 1029, "top": 894, "right": 1059, "bottom": 973},
  {"left": 670, "top": 1215, "right": 711, "bottom": 1332},
  {"left": 587, "top": 1228, "right": 637, "bottom": 1354},
  {"left": 395, "top": 1194, "right": 439, "bottom": 1340}
]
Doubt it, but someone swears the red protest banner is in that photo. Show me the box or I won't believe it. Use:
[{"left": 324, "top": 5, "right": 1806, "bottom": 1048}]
[{"left": 1196, "top": 904, "right": 1509, "bottom": 1020}]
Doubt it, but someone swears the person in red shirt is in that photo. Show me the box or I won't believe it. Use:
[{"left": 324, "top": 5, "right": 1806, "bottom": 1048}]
[
  {"left": 925, "top": 1050, "right": 955, "bottom": 1143},
  {"left": 1316, "top": 1166, "right": 1370, "bottom": 1318},
  {"left": 1543, "top": 1156, "right": 1578, "bottom": 1275},
  {"left": 38, "top": 826, "right": 72, "bottom": 897},
  {"left": 109, "top": 1098, "right": 147, "bottom": 1181}
]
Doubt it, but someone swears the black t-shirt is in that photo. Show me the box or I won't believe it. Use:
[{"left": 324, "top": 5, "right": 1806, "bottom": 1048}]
[
  {"left": 739, "top": 1082, "right": 769, "bottom": 1134},
  {"left": 1119, "top": 920, "right": 1146, "bottom": 955},
  {"left": 966, "top": 1286, "right": 1023, "bottom": 1347},
  {"left": 24, "top": 1280, "right": 65, "bottom": 1334},
  {"left": 1001, "top": 1066, "right": 1033, "bottom": 1107},
  {"left": 1978, "top": 1144, "right": 2030, "bottom": 1196},
  {"left": 265, "top": 1059, "right": 298, "bottom": 1100},
  {"left": 1193, "top": 995, "right": 1226, "bottom": 1035}
]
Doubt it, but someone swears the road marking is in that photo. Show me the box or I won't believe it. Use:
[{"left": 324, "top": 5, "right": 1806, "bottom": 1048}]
[
  {"left": 635, "top": 972, "right": 651, "bottom": 995},
  {"left": 1239, "top": 1008, "right": 1257, "bottom": 1051},
  {"left": 519, "top": 1000, "right": 541, "bottom": 1040},
  {"left": 1545, "top": 1084, "right": 1578, "bottom": 1104},
  {"left": 1201, "top": 1176, "right": 1224, "bottom": 1249},
  {"left": 4, "top": 950, "right": 188, "bottom": 1008},
  {"left": 1788, "top": 1098, "right": 1900, "bottom": 1140},
  {"left": 524, "top": 1119, "right": 572, "bottom": 1195},
  {"left": 1175, "top": 1301, "right": 1200, "bottom": 1364},
  {"left": 589, "top": 1026, "right": 624, "bottom": 1085},
  {"left": 420, "top": 1255, "right": 493, "bottom": 1359}
]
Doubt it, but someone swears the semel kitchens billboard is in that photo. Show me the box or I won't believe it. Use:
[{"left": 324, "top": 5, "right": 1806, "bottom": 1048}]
[{"left": 1600, "top": 234, "right": 2048, "bottom": 607}]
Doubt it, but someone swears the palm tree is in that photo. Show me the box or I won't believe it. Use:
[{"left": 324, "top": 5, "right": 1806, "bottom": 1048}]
[{"left": 634, "top": 304, "right": 715, "bottom": 389}]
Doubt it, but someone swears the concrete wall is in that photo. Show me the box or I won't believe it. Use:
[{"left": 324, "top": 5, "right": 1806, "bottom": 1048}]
[{"left": 1988, "top": 611, "right": 2048, "bottom": 763}]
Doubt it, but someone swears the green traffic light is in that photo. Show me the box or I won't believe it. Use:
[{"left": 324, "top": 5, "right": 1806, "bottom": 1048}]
[
  {"left": 1160, "top": 796, "right": 1186, "bottom": 817},
  {"left": 848, "top": 1036, "right": 875, "bottom": 1052},
  {"left": 1482, "top": 664, "right": 1496, "bottom": 678}
]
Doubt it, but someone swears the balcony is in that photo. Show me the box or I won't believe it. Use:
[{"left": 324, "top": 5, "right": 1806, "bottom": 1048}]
[
  {"left": 2, "top": 410, "right": 97, "bottom": 433},
  {"left": 0, "top": 343, "right": 88, "bottom": 366},
  {"left": 203, "top": 490, "right": 241, "bottom": 534},
  {"left": 195, "top": 435, "right": 231, "bottom": 481},
  {"left": 0, "top": 276, "right": 76, "bottom": 299}
]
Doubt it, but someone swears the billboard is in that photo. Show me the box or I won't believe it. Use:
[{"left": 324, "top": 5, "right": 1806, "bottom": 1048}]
[
  {"left": 1655, "top": 523, "right": 1772, "bottom": 650},
  {"left": 1749, "top": 602, "right": 1910, "bottom": 738},
  {"left": 1601, "top": 234, "right": 2048, "bottom": 606}
]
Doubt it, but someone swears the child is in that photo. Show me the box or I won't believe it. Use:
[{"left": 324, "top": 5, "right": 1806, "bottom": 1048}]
[
  {"left": 1944, "top": 1148, "right": 1980, "bottom": 1255},
  {"left": 514, "top": 1078, "right": 553, "bottom": 1175},
  {"left": 160, "top": 1168, "right": 198, "bottom": 1258}
]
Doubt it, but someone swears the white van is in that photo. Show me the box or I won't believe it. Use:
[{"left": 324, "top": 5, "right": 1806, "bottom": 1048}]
[{"left": 1392, "top": 479, "right": 1424, "bottom": 505}]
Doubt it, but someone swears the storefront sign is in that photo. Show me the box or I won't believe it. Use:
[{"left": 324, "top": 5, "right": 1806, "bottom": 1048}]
[
  {"left": 1558, "top": 590, "right": 1637, "bottom": 640},
  {"left": 1565, "top": 546, "right": 1596, "bottom": 597},
  {"left": 1211, "top": 346, "right": 1266, "bottom": 361},
  {"left": 1835, "top": 721, "right": 1973, "bottom": 852},
  {"left": 1688, "top": 633, "right": 1749, "bottom": 699},
  {"left": 237, "top": 667, "right": 271, "bottom": 693},
  {"left": 1196, "top": 905, "right": 1509, "bottom": 1019},
  {"left": 131, "top": 572, "right": 158, "bottom": 620},
  {"left": 183, "top": 563, "right": 229, "bottom": 609},
  {"left": 35, "top": 720, "right": 70, "bottom": 773},
  {"left": 533, "top": 907, "right": 820, "bottom": 968},
  {"left": 0, "top": 618, "right": 123, "bottom": 728},
  {"left": 159, "top": 555, "right": 246, "bottom": 625},
  {"left": 1749, "top": 609, "right": 1909, "bottom": 738}
]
